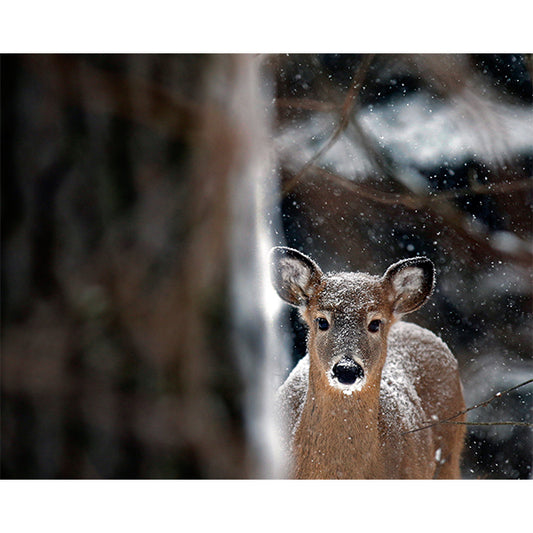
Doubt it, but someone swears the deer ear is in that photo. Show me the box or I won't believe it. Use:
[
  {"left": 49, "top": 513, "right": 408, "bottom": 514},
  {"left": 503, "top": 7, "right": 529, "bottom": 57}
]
[
  {"left": 270, "top": 247, "right": 323, "bottom": 307},
  {"left": 383, "top": 257, "right": 435, "bottom": 315}
]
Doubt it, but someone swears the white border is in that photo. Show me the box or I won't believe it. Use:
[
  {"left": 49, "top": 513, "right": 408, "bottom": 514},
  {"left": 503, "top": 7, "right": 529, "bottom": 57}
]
[
  {"left": 0, "top": 480, "right": 531, "bottom": 531},
  {"left": 2, "top": 2, "right": 531, "bottom": 53}
]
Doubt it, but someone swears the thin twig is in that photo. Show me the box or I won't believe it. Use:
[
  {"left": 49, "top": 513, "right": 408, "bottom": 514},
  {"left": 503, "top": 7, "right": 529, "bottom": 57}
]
[
  {"left": 435, "top": 421, "right": 533, "bottom": 427},
  {"left": 403, "top": 378, "right": 533, "bottom": 435}
]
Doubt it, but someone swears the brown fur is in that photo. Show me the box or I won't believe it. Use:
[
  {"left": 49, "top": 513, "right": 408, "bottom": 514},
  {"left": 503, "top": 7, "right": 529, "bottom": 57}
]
[{"left": 271, "top": 247, "right": 466, "bottom": 479}]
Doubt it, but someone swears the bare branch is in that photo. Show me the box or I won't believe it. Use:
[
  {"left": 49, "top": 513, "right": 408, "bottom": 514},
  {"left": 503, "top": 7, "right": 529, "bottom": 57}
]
[
  {"left": 276, "top": 97, "right": 339, "bottom": 112},
  {"left": 310, "top": 164, "right": 533, "bottom": 209},
  {"left": 293, "top": 165, "right": 533, "bottom": 269},
  {"left": 429, "top": 177, "right": 533, "bottom": 200},
  {"left": 403, "top": 378, "right": 533, "bottom": 435},
  {"left": 282, "top": 55, "right": 375, "bottom": 195},
  {"left": 437, "top": 421, "right": 533, "bottom": 427}
]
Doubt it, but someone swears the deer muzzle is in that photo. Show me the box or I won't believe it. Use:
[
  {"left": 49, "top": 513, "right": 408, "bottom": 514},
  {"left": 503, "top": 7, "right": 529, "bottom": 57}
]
[{"left": 331, "top": 357, "right": 364, "bottom": 386}]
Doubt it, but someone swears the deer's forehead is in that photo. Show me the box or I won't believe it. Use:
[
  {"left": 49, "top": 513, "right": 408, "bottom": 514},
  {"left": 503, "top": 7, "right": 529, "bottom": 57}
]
[{"left": 315, "top": 273, "right": 383, "bottom": 311}]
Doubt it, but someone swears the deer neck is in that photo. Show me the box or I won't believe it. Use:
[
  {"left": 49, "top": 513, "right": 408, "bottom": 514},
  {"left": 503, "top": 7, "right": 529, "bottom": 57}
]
[{"left": 291, "top": 351, "right": 385, "bottom": 479}]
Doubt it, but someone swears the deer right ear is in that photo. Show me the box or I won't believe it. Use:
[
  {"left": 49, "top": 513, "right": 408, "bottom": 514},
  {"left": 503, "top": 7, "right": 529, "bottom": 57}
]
[{"left": 269, "top": 247, "right": 323, "bottom": 307}]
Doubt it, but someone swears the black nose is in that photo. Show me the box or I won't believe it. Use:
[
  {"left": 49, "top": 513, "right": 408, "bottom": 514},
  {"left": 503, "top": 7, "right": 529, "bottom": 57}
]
[{"left": 332, "top": 358, "right": 364, "bottom": 385}]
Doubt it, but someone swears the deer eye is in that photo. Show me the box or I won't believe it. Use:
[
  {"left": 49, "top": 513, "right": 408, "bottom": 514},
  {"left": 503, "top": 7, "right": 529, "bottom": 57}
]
[
  {"left": 316, "top": 317, "right": 330, "bottom": 331},
  {"left": 368, "top": 319, "right": 381, "bottom": 333}
]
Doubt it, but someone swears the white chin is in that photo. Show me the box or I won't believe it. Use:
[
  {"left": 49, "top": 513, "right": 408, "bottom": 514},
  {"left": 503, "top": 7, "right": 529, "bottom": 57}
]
[{"left": 327, "top": 374, "right": 366, "bottom": 395}]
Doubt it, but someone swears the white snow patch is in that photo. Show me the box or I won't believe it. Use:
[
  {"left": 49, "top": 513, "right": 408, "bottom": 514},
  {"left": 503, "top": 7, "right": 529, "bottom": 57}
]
[
  {"left": 490, "top": 231, "right": 529, "bottom": 255},
  {"left": 275, "top": 92, "right": 533, "bottom": 178},
  {"left": 435, "top": 447, "right": 442, "bottom": 463},
  {"left": 276, "top": 354, "right": 310, "bottom": 442}
]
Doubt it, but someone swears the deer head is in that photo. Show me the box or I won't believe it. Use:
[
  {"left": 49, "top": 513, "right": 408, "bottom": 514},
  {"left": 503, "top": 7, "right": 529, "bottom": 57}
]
[{"left": 270, "top": 247, "right": 435, "bottom": 395}]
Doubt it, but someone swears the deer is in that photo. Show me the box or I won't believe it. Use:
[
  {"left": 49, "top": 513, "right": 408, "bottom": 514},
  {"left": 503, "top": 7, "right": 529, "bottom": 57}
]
[{"left": 270, "top": 246, "right": 466, "bottom": 479}]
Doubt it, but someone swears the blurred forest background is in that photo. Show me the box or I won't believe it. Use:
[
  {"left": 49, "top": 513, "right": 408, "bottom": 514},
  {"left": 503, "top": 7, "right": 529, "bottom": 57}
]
[{"left": 1, "top": 54, "right": 532, "bottom": 479}]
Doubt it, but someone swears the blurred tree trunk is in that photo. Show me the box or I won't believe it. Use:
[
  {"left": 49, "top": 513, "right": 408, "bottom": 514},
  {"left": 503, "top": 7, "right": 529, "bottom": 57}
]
[{"left": 1, "top": 54, "right": 269, "bottom": 478}]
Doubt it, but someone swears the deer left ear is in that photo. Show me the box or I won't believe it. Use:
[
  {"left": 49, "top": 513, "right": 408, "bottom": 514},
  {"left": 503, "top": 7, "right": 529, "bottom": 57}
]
[
  {"left": 383, "top": 257, "right": 435, "bottom": 315},
  {"left": 269, "top": 247, "right": 323, "bottom": 308}
]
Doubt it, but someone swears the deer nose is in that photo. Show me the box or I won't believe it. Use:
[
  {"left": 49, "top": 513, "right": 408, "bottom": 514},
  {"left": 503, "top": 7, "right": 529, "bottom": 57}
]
[{"left": 332, "top": 358, "right": 364, "bottom": 385}]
